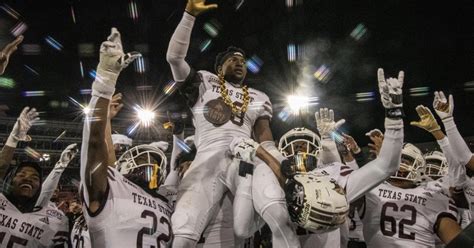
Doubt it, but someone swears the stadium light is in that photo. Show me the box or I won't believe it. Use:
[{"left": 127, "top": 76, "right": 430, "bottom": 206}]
[
  {"left": 135, "top": 106, "right": 155, "bottom": 127},
  {"left": 287, "top": 95, "right": 309, "bottom": 114}
]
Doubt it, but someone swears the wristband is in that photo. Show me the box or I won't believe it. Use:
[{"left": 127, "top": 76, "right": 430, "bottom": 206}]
[{"left": 385, "top": 107, "right": 404, "bottom": 119}]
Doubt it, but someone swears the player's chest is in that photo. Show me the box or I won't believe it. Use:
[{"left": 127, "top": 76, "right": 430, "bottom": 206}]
[{"left": 0, "top": 210, "right": 61, "bottom": 247}]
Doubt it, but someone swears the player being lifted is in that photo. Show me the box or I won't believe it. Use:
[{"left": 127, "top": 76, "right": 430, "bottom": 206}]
[
  {"left": 80, "top": 28, "right": 172, "bottom": 247},
  {"left": 166, "top": 0, "right": 300, "bottom": 247},
  {"left": 0, "top": 107, "right": 70, "bottom": 247},
  {"left": 229, "top": 68, "right": 407, "bottom": 247}
]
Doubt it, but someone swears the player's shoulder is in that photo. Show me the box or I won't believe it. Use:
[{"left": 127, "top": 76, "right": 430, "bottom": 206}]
[
  {"left": 248, "top": 87, "right": 270, "bottom": 101},
  {"left": 196, "top": 70, "right": 219, "bottom": 85},
  {"left": 416, "top": 184, "right": 452, "bottom": 211}
]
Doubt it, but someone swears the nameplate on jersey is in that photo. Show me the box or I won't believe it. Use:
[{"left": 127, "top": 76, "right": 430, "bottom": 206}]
[{"left": 204, "top": 99, "right": 232, "bottom": 126}]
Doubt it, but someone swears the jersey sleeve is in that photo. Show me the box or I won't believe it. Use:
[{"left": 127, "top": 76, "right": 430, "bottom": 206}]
[
  {"left": 255, "top": 91, "right": 272, "bottom": 121},
  {"left": 433, "top": 198, "right": 459, "bottom": 234}
]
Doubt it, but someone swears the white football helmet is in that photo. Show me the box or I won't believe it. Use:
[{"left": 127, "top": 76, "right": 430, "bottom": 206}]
[
  {"left": 116, "top": 144, "right": 167, "bottom": 191},
  {"left": 279, "top": 128, "right": 321, "bottom": 173},
  {"left": 391, "top": 143, "right": 426, "bottom": 182},
  {"left": 285, "top": 173, "right": 349, "bottom": 233},
  {"left": 424, "top": 151, "right": 448, "bottom": 179}
]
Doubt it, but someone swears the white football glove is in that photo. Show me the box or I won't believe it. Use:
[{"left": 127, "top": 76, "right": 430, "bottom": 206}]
[
  {"left": 230, "top": 137, "right": 260, "bottom": 163},
  {"left": 433, "top": 91, "right": 454, "bottom": 120},
  {"left": 9, "top": 107, "right": 40, "bottom": 144},
  {"left": 315, "top": 108, "right": 345, "bottom": 139},
  {"left": 377, "top": 68, "right": 404, "bottom": 109},
  {"left": 92, "top": 28, "right": 141, "bottom": 99},
  {"left": 56, "top": 143, "right": 78, "bottom": 169}
]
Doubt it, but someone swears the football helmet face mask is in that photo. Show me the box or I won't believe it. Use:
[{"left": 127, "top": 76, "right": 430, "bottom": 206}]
[
  {"left": 391, "top": 143, "right": 426, "bottom": 182},
  {"left": 285, "top": 173, "right": 349, "bottom": 233},
  {"left": 117, "top": 144, "right": 167, "bottom": 192},
  {"left": 424, "top": 151, "right": 448, "bottom": 180},
  {"left": 279, "top": 128, "right": 321, "bottom": 173}
]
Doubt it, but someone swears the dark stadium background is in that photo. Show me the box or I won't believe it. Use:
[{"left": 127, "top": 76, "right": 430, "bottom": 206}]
[{"left": 0, "top": 0, "right": 473, "bottom": 168}]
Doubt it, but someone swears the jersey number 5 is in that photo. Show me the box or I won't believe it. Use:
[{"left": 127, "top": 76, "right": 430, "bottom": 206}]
[
  {"left": 0, "top": 232, "right": 28, "bottom": 248},
  {"left": 137, "top": 210, "right": 172, "bottom": 248},
  {"left": 380, "top": 202, "right": 417, "bottom": 240}
]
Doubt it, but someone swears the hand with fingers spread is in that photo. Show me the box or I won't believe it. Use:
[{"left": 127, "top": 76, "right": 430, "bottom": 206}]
[
  {"left": 10, "top": 107, "right": 40, "bottom": 143},
  {"left": 315, "top": 108, "right": 345, "bottom": 139},
  {"left": 410, "top": 105, "right": 441, "bottom": 133},
  {"left": 342, "top": 133, "right": 361, "bottom": 154},
  {"left": 433, "top": 91, "right": 454, "bottom": 120},
  {"left": 0, "top": 35, "right": 23, "bottom": 75},
  {"left": 109, "top": 93, "right": 124, "bottom": 119},
  {"left": 56, "top": 143, "right": 79, "bottom": 169},
  {"left": 185, "top": 0, "right": 218, "bottom": 16}
]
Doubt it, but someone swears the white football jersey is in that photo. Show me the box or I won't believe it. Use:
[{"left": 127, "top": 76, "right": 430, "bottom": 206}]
[
  {"left": 463, "top": 177, "right": 474, "bottom": 226},
  {"left": 347, "top": 196, "right": 365, "bottom": 242},
  {"left": 71, "top": 215, "right": 91, "bottom": 248},
  {"left": 0, "top": 194, "right": 69, "bottom": 247},
  {"left": 83, "top": 167, "right": 172, "bottom": 248},
  {"left": 362, "top": 181, "right": 458, "bottom": 248},
  {"left": 190, "top": 70, "right": 272, "bottom": 152}
]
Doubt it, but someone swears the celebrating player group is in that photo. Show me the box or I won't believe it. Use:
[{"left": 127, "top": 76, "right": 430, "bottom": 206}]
[{"left": 0, "top": 0, "right": 473, "bottom": 247}]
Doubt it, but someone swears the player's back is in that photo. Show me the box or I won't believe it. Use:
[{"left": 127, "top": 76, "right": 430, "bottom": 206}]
[
  {"left": 83, "top": 167, "right": 172, "bottom": 248},
  {"left": 0, "top": 194, "right": 69, "bottom": 247},
  {"left": 362, "top": 182, "right": 457, "bottom": 248},
  {"left": 191, "top": 70, "right": 272, "bottom": 152}
]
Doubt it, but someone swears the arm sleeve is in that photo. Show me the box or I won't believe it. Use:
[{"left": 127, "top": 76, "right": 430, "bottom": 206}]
[
  {"left": 319, "top": 138, "right": 342, "bottom": 165},
  {"left": 345, "top": 159, "right": 360, "bottom": 170},
  {"left": 345, "top": 123, "right": 403, "bottom": 203},
  {"left": 443, "top": 118, "right": 473, "bottom": 166},
  {"left": 35, "top": 164, "right": 65, "bottom": 207},
  {"left": 166, "top": 12, "right": 195, "bottom": 82},
  {"left": 260, "top": 141, "right": 285, "bottom": 163},
  {"left": 437, "top": 137, "right": 467, "bottom": 188},
  {"left": 164, "top": 132, "right": 185, "bottom": 187}
]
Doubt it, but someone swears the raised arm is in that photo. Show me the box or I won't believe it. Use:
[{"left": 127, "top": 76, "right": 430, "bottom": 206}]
[
  {"left": 433, "top": 91, "right": 474, "bottom": 171},
  {"left": 0, "top": 107, "right": 39, "bottom": 179},
  {"left": 410, "top": 105, "right": 467, "bottom": 188},
  {"left": 166, "top": 0, "right": 217, "bottom": 82},
  {"left": 315, "top": 108, "right": 345, "bottom": 164},
  {"left": 0, "top": 35, "right": 23, "bottom": 75},
  {"left": 80, "top": 28, "right": 140, "bottom": 213},
  {"left": 36, "top": 143, "right": 78, "bottom": 208},
  {"left": 106, "top": 93, "right": 124, "bottom": 167},
  {"left": 345, "top": 68, "right": 404, "bottom": 202}
]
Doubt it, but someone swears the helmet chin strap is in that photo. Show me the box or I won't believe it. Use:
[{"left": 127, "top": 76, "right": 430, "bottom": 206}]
[{"left": 148, "top": 164, "right": 159, "bottom": 190}]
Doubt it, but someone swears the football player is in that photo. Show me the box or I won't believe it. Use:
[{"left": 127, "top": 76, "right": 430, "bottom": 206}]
[
  {"left": 166, "top": 0, "right": 298, "bottom": 247},
  {"left": 432, "top": 91, "right": 474, "bottom": 225},
  {"left": 80, "top": 28, "right": 172, "bottom": 247},
  {"left": 0, "top": 107, "right": 70, "bottom": 247},
  {"left": 230, "top": 68, "right": 406, "bottom": 248},
  {"left": 360, "top": 142, "right": 462, "bottom": 247}
]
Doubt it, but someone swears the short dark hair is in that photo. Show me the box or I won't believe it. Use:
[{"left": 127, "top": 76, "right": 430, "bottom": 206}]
[{"left": 214, "top": 46, "right": 246, "bottom": 73}]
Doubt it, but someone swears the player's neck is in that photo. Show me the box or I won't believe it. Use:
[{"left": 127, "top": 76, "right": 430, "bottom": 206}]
[
  {"left": 7, "top": 193, "right": 35, "bottom": 212},
  {"left": 387, "top": 179, "right": 417, "bottom": 189},
  {"left": 224, "top": 75, "right": 244, "bottom": 87}
]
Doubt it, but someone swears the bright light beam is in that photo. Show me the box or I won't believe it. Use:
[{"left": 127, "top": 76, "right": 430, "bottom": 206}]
[
  {"left": 134, "top": 105, "right": 155, "bottom": 127},
  {"left": 287, "top": 95, "right": 309, "bottom": 114}
]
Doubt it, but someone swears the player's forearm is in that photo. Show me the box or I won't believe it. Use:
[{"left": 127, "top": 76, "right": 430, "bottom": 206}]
[
  {"left": 36, "top": 166, "right": 65, "bottom": 207},
  {"left": 319, "top": 138, "right": 342, "bottom": 165},
  {"left": 166, "top": 12, "right": 194, "bottom": 82},
  {"left": 255, "top": 146, "right": 285, "bottom": 186},
  {"left": 437, "top": 137, "right": 467, "bottom": 188},
  {"left": 346, "top": 126, "right": 403, "bottom": 202},
  {"left": 105, "top": 118, "right": 116, "bottom": 167},
  {"left": 443, "top": 118, "right": 474, "bottom": 168},
  {"left": 0, "top": 145, "right": 15, "bottom": 179},
  {"left": 164, "top": 133, "right": 185, "bottom": 186}
]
